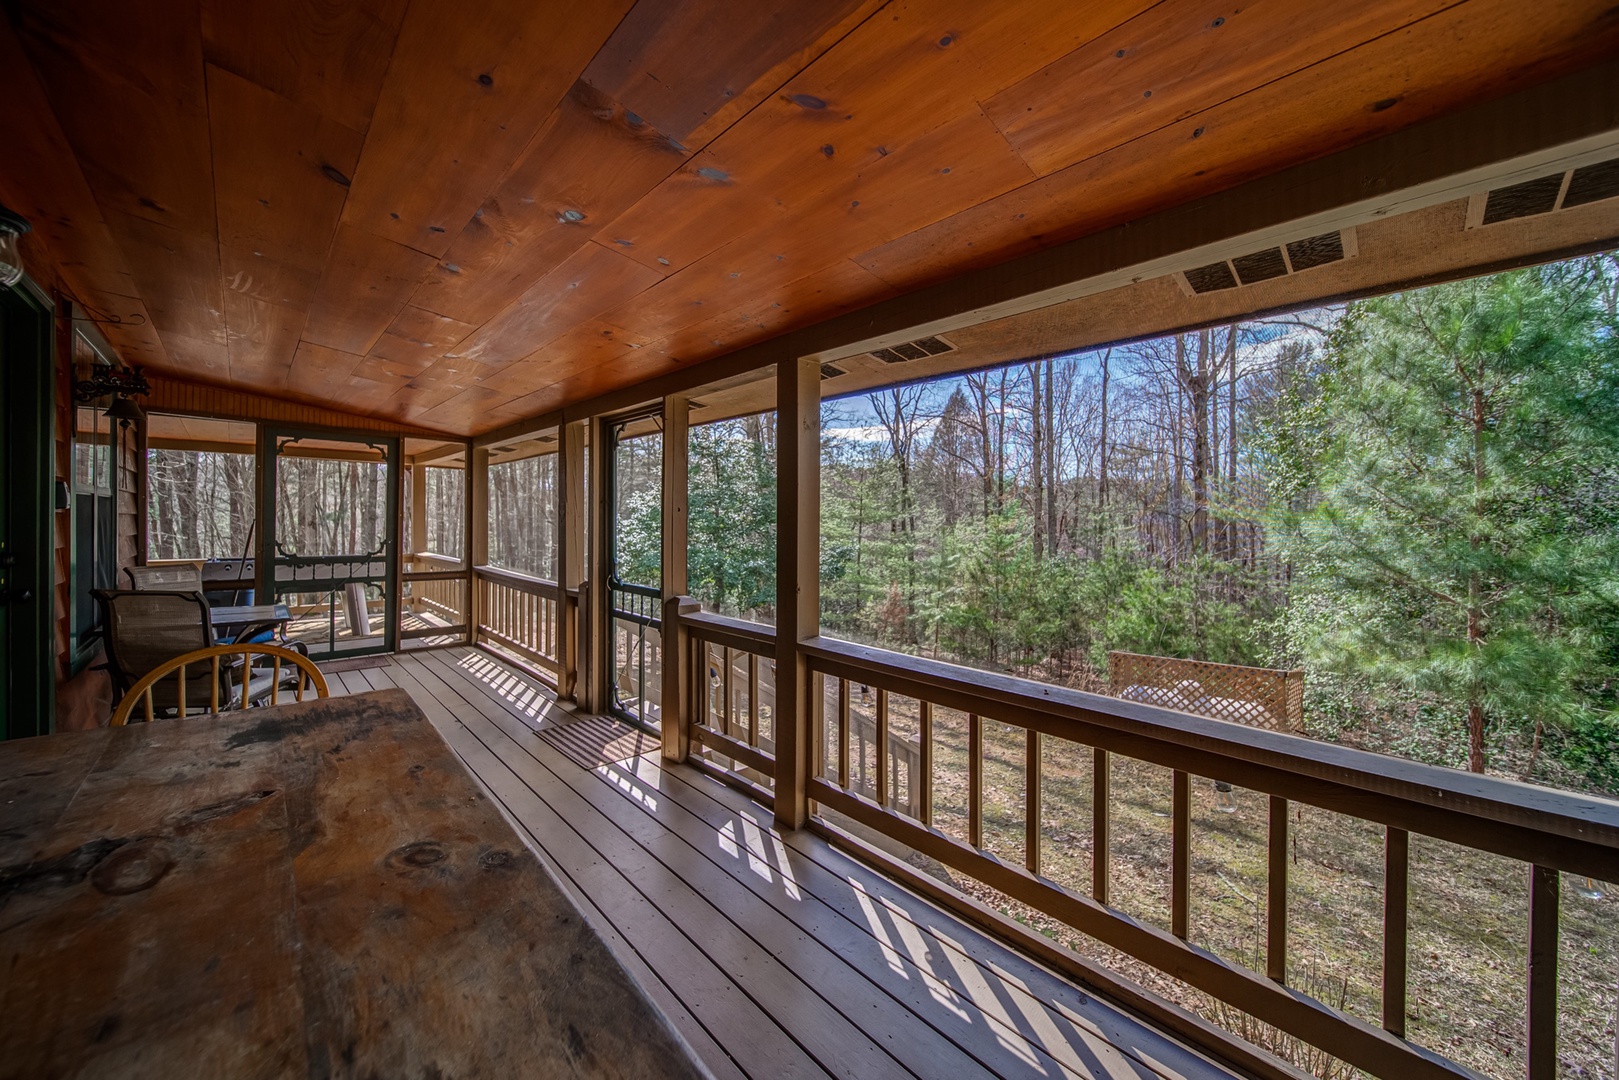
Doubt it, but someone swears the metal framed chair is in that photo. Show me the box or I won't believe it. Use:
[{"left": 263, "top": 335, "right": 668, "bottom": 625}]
[
  {"left": 93, "top": 589, "right": 218, "bottom": 706},
  {"left": 125, "top": 564, "right": 204, "bottom": 591},
  {"left": 112, "top": 643, "right": 328, "bottom": 726}
]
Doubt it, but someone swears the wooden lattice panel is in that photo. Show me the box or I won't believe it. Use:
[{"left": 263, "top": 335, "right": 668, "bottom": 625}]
[{"left": 1108, "top": 651, "right": 1304, "bottom": 733}]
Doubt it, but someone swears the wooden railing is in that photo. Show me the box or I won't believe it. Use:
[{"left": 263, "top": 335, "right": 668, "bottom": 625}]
[
  {"left": 777, "top": 635, "right": 1619, "bottom": 1080},
  {"left": 474, "top": 565, "right": 560, "bottom": 678},
  {"left": 681, "top": 608, "right": 778, "bottom": 796},
  {"left": 402, "top": 552, "right": 469, "bottom": 642}
]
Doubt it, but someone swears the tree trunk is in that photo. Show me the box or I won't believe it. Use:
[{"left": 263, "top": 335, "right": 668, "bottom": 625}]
[{"left": 1029, "top": 361, "right": 1044, "bottom": 561}]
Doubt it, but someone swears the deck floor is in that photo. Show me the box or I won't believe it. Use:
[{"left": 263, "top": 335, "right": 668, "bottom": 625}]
[{"left": 324, "top": 647, "right": 1239, "bottom": 1080}]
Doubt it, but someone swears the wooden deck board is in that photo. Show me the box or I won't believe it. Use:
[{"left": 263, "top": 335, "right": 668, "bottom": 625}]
[
  {"left": 322, "top": 648, "right": 1240, "bottom": 1080},
  {"left": 420, "top": 647, "right": 1216, "bottom": 1080}
]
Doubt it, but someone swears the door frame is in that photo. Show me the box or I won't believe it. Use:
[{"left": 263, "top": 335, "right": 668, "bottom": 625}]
[
  {"left": 256, "top": 424, "right": 402, "bottom": 659},
  {"left": 1, "top": 277, "right": 56, "bottom": 739}
]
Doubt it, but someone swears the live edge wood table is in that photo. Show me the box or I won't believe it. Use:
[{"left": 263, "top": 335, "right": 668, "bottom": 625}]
[{"left": 0, "top": 689, "right": 710, "bottom": 1080}]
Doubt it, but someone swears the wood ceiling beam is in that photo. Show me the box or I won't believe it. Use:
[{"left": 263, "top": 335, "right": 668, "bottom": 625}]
[{"left": 473, "top": 54, "right": 1619, "bottom": 446}]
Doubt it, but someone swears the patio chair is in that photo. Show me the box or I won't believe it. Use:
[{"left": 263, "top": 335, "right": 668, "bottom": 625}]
[
  {"left": 111, "top": 643, "right": 328, "bottom": 725},
  {"left": 94, "top": 590, "right": 303, "bottom": 718}
]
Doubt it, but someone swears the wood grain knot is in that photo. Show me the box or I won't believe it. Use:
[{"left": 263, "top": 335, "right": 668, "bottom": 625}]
[
  {"left": 386, "top": 841, "right": 448, "bottom": 870},
  {"left": 479, "top": 849, "right": 515, "bottom": 870},
  {"left": 90, "top": 841, "right": 175, "bottom": 896}
]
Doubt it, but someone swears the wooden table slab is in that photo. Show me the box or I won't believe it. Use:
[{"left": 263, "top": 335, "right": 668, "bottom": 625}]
[{"left": 0, "top": 690, "right": 711, "bottom": 1080}]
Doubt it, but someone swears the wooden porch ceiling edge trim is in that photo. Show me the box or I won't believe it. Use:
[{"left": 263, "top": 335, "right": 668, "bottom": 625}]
[
  {"left": 143, "top": 371, "right": 460, "bottom": 440},
  {"left": 474, "top": 56, "right": 1619, "bottom": 448}
]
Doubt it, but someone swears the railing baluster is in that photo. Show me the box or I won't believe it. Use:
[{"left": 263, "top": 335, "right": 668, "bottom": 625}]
[
  {"left": 875, "top": 689, "right": 889, "bottom": 809},
  {"left": 1026, "top": 729, "right": 1042, "bottom": 876},
  {"left": 177, "top": 661, "right": 187, "bottom": 717},
  {"left": 1093, "top": 748, "right": 1110, "bottom": 905},
  {"left": 1172, "top": 769, "right": 1190, "bottom": 939},
  {"left": 1267, "top": 795, "right": 1288, "bottom": 982},
  {"left": 748, "top": 651, "right": 759, "bottom": 748},
  {"left": 968, "top": 712, "right": 983, "bottom": 849},
  {"left": 919, "top": 700, "right": 933, "bottom": 827},
  {"left": 722, "top": 646, "right": 733, "bottom": 738},
  {"left": 837, "top": 678, "right": 850, "bottom": 787},
  {"left": 1384, "top": 826, "right": 1409, "bottom": 1038},
  {"left": 1528, "top": 864, "right": 1559, "bottom": 1080}
]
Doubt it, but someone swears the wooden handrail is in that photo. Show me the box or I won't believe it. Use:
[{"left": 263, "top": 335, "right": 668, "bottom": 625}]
[
  {"left": 803, "top": 635, "right": 1619, "bottom": 880},
  {"left": 407, "top": 550, "right": 464, "bottom": 567},
  {"left": 473, "top": 564, "right": 561, "bottom": 598},
  {"left": 681, "top": 606, "right": 776, "bottom": 653}
]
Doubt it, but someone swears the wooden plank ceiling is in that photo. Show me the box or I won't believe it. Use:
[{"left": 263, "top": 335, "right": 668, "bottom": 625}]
[{"left": 3, "top": 0, "right": 1617, "bottom": 437}]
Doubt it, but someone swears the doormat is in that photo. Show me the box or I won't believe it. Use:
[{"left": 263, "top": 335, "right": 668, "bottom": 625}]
[
  {"left": 540, "top": 716, "right": 658, "bottom": 769},
  {"left": 319, "top": 655, "right": 394, "bottom": 673}
]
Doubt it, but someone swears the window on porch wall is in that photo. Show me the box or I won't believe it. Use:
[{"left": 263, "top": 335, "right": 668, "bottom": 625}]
[
  {"left": 143, "top": 414, "right": 256, "bottom": 563},
  {"left": 797, "top": 251, "right": 1619, "bottom": 1080},
  {"left": 487, "top": 452, "right": 556, "bottom": 580}
]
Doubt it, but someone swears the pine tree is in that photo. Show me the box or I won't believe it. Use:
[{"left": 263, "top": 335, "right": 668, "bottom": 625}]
[{"left": 1284, "top": 263, "right": 1619, "bottom": 772}]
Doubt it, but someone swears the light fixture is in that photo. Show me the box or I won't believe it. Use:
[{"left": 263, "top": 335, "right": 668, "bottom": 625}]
[
  {"left": 104, "top": 395, "right": 146, "bottom": 426},
  {"left": 1214, "top": 780, "right": 1239, "bottom": 814},
  {"left": 0, "top": 203, "right": 30, "bottom": 288}
]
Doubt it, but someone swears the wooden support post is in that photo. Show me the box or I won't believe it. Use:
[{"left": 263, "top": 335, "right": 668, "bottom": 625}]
[
  {"left": 409, "top": 456, "right": 428, "bottom": 560},
  {"left": 557, "top": 420, "right": 586, "bottom": 701},
  {"left": 1267, "top": 796, "right": 1289, "bottom": 982},
  {"left": 586, "top": 417, "right": 611, "bottom": 715},
  {"left": 133, "top": 415, "right": 149, "bottom": 566},
  {"left": 774, "top": 357, "right": 819, "bottom": 830},
  {"left": 468, "top": 445, "right": 487, "bottom": 643},
  {"left": 1527, "top": 864, "right": 1559, "bottom": 1080},
  {"left": 662, "top": 596, "right": 698, "bottom": 763},
  {"left": 660, "top": 395, "right": 689, "bottom": 758}
]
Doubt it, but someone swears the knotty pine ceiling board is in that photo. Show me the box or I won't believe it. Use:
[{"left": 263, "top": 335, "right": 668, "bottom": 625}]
[
  {"left": 0, "top": 21, "right": 140, "bottom": 302},
  {"left": 301, "top": 224, "right": 437, "bottom": 355},
  {"left": 594, "top": 147, "right": 790, "bottom": 279},
  {"left": 647, "top": 257, "right": 900, "bottom": 366},
  {"left": 856, "top": 0, "right": 1619, "bottom": 292},
  {"left": 200, "top": 0, "right": 409, "bottom": 136},
  {"left": 286, "top": 341, "right": 367, "bottom": 404},
  {"left": 983, "top": 0, "right": 1458, "bottom": 179},
  {"left": 447, "top": 241, "right": 663, "bottom": 368},
  {"left": 367, "top": 305, "right": 479, "bottom": 373},
  {"left": 408, "top": 80, "right": 692, "bottom": 328},
  {"left": 6, "top": 0, "right": 1619, "bottom": 440},
  {"left": 582, "top": 0, "right": 877, "bottom": 145},
  {"left": 154, "top": 330, "right": 230, "bottom": 383},
  {"left": 596, "top": 108, "right": 1031, "bottom": 351},
  {"left": 14, "top": 1, "right": 218, "bottom": 236},
  {"left": 223, "top": 291, "right": 306, "bottom": 391},
  {"left": 208, "top": 64, "right": 361, "bottom": 309},
  {"left": 336, "top": 0, "right": 637, "bottom": 258},
  {"left": 105, "top": 212, "right": 227, "bottom": 347}
]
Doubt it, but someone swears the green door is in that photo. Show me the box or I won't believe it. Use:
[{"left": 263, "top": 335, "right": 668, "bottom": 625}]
[{"left": 0, "top": 282, "right": 55, "bottom": 739}]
